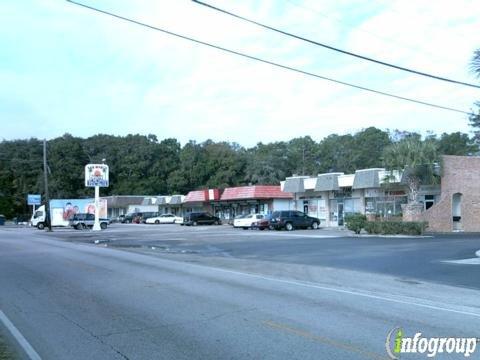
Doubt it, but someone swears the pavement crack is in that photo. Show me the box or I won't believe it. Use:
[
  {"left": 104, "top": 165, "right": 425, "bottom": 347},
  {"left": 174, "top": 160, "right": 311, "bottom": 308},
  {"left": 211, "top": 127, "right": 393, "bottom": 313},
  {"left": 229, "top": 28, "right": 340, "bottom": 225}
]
[
  {"left": 57, "top": 312, "right": 130, "bottom": 359},
  {"left": 97, "top": 307, "right": 258, "bottom": 339},
  {"left": 201, "top": 306, "right": 258, "bottom": 323}
]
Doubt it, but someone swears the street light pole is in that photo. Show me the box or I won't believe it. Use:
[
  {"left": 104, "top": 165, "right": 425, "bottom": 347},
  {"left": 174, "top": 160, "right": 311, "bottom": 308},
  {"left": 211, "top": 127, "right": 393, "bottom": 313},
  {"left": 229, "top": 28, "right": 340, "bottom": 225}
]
[{"left": 43, "top": 139, "right": 52, "bottom": 231}]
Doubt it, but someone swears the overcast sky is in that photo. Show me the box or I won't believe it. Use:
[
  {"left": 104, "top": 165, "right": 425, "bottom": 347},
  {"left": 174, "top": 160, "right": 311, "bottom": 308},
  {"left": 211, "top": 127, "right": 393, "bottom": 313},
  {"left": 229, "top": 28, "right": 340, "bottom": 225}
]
[{"left": 1, "top": 0, "right": 479, "bottom": 146}]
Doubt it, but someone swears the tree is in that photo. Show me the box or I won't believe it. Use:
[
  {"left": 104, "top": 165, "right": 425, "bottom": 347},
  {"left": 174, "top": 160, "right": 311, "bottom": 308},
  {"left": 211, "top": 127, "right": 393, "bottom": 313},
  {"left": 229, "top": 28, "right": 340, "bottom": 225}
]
[
  {"left": 351, "top": 127, "right": 391, "bottom": 169},
  {"left": 383, "top": 137, "right": 439, "bottom": 203},
  {"left": 469, "top": 49, "right": 480, "bottom": 142},
  {"left": 317, "top": 134, "right": 355, "bottom": 173},
  {"left": 0, "top": 138, "right": 44, "bottom": 217},
  {"left": 471, "top": 49, "right": 480, "bottom": 79},
  {"left": 244, "top": 141, "right": 290, "bottom": 184},
  {"left": 436, "top": 132, "right": 477, "bottom": 156}
]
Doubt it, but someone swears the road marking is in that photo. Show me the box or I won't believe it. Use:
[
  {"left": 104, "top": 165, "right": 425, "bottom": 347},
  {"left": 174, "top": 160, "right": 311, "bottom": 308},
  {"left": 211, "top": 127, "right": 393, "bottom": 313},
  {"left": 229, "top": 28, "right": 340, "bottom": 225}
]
[
  {"left": 237, "top": 232, "right": 340, "bottom": 238},
  {"left": 24, "top": 232, "right": 480, "bottom": 319},
  {"left": 263, "top": 320, "right": 385, "bottom": 360},
  {"left": 198, "top": 265, "right": 480, "bottom": 318},
  {"left": 442, "top": 258, "right": 480, "bottom": 265},
  {"left": 0, "top": 310, "right": 42, "bottom": 360},
  {"left": 441, "top": 250, "right": 480, "bottom": 265}
]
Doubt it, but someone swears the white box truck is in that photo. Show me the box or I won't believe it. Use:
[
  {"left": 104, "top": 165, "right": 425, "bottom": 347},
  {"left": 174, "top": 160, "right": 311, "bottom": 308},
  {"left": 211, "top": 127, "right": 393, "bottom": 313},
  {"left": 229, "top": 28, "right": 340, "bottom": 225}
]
[{"left": 30, "top": 198, "right": 107, "bottom": 229}]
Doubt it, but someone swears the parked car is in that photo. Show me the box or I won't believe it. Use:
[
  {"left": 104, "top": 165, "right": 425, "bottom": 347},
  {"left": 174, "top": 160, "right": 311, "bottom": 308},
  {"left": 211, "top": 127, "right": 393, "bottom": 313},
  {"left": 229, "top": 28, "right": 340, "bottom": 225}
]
[
  {"left": 269, "top": 210, "right": 320, "bottom": 231},
  {"left": 233, "top": 214, "right": 264, "bottom": 229},
  {"left": 140, "top": 212, "right": 159, "bottom": 223},
  {"left": 252, "top": 214, "right": 272, "bottom": 231},
  {"left": 69, "top": 213, "right": 110, "bottom": 230},
  {"left": 13, "top": 214, "right": 30, "bottom": 225},
  {"left": 146, "top": 214, "right": 183, "bottom": 224},
  {"left": 123, "top": 212, "right": 158, "bottom": 224},
  {"left": 122, "top": 212, "right": 141, "bottom": 223},
  {"left": 182, "top": 212, "right": 221, "bottom": 226}
]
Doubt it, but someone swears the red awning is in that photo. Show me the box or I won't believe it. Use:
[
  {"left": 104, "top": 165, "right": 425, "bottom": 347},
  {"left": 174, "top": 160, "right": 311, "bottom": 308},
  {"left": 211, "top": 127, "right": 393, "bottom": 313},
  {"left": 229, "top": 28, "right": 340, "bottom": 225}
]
[
  {"left": 184, "top": 189, "right": 220, "bottom": 203},
  {"left": 220, "top": 186, "right": 292, "bottom": 201}
]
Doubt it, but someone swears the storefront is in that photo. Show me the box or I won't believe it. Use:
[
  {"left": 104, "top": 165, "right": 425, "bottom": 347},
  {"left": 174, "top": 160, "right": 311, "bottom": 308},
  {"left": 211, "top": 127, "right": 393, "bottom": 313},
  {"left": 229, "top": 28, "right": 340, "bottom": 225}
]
[
  {"left": 281, "top": 168, "right": 412, "bottom": 227},
  {"left": 157, "top": 195, "right": 185, "bottom": 215},
  {"left": 183, "top": 189, "right": 220, "bottom": 215},
  {"left": 212, "top": 186, "right": 292, "bottom": 220}
]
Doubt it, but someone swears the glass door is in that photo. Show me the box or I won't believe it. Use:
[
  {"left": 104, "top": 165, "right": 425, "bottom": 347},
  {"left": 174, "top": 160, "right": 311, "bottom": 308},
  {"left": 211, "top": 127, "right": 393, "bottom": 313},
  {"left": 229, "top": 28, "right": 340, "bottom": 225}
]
[{"left": 338, "top": 203, "right": 344, "bottom": 226}]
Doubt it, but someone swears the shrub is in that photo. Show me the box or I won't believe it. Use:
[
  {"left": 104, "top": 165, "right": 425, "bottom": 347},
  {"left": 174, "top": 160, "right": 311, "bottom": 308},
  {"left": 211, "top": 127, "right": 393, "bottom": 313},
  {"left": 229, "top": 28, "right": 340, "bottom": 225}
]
[
  {"left": 364, "top": 221, "right": 427, "bottom": 235},
  {"left": 344, "top": 213, "right": 367, "bottom": 234}
]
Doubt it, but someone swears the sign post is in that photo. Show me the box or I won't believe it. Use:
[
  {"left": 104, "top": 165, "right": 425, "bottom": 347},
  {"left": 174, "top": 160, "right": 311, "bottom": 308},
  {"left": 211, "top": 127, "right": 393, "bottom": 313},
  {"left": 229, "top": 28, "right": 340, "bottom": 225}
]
[
  {"left": 27, "top": 194, "right": 41, "bottom": 219},
  {"left": 85, "top": 164, "right": 109, "bottom": 231}
]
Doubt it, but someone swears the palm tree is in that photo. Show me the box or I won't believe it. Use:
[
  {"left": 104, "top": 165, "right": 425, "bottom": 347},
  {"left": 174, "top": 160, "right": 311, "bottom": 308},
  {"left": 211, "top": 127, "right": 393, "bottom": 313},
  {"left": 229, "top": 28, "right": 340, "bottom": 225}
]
[
  {"left": 383, "top": 138, "right": 439, "bottom": 203},
  {"left": 471, "top": 49, "right": 480, "bottom": 78},
  {"left": 470, "top": 49, "right": 480, "bottom": 142}
]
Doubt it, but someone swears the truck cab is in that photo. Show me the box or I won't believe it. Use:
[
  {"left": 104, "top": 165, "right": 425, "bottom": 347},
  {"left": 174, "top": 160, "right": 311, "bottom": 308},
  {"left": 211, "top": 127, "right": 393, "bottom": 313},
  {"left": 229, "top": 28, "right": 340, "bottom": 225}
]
[{"left": 31, "top": 205, "right": 46, "bottom": 229}]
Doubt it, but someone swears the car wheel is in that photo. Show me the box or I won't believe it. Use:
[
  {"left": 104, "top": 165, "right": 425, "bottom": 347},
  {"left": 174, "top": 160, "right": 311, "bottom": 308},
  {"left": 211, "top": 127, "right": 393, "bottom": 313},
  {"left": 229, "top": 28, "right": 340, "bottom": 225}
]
[
  {"left": 193, "top": 221, "right": 198, "bottom": 226},
  {"left": 259, "top": 227, "right": 265, "bottom": 231},
  {"left": 243, "top": 227, "right": 248, "bottom": 230},
  {"left": 285, "top": 222, "right": 294, "bottom": 231},
  {"left": 155, "top": 220, "right": 160, "bottom": 224},
  {"left": 37, "top": 222, "right": 45, "bottom": 230},
  {"left": 100, "top": 222, "right": 107, "bottom": 230},
  {"left": 311, "top": 221, "right": 319, "bottom": 230}
]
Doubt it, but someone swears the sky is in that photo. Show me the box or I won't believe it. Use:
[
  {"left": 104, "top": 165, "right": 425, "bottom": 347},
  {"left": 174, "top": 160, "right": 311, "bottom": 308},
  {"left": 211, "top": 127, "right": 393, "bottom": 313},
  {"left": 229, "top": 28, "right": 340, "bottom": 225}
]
[{"left": 0, "top": 0, "right": 479, "bottom": 147}]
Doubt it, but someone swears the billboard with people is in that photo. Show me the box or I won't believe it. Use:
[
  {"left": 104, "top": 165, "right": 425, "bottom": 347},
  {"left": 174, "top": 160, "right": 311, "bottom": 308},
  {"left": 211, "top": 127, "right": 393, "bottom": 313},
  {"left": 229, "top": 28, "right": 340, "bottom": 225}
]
[{"left": 49, "top": 198, "right": 108, "bottom": 227}]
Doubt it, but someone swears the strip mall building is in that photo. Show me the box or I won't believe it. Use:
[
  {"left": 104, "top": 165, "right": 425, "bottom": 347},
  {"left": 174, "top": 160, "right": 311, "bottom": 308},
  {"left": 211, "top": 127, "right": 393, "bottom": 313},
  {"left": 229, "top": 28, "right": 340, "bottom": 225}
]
[
  {"left": 183, "top": 186, "right": 292, "bottom": 220},
  {"left": 280, "top": 155, "right": 479, "bottom": 231},
  {"left": 104, "top": 155, "right": 479, "bottom": 232}
]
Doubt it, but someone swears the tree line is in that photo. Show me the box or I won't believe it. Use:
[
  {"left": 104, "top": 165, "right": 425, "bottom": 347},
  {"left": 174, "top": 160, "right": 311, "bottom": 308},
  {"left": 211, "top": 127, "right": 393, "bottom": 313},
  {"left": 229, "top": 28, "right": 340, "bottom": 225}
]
[{"left": 0, "top": 127, "right": 477, "bottom": 218}]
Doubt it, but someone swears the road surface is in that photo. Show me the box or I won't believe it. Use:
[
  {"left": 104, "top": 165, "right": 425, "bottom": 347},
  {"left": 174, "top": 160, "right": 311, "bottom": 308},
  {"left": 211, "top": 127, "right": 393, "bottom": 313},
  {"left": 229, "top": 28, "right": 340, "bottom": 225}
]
[{"left": 0, "top": 227, "right": 479, "bottom": 359}]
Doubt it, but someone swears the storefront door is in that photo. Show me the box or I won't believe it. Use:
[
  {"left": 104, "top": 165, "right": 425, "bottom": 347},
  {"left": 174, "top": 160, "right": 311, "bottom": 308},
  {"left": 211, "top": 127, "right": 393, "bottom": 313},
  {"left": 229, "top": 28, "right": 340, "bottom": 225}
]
[{"left": 338, "top": 203, "right": 344, "bottom": 226}]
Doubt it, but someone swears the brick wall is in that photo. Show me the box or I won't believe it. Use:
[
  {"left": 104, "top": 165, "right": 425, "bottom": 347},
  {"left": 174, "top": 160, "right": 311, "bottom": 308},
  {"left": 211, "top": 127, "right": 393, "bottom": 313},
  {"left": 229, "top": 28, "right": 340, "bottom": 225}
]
[{"left": 423, "top": 155, "right": 480, "bottom": 232}]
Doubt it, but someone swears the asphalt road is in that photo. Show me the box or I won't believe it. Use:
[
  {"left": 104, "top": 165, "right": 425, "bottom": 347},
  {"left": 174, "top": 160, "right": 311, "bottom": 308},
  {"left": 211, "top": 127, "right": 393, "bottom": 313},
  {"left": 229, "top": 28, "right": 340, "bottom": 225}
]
[
  {"left": 0, "top": 226, "right": 479, "bottom": 359},
  {"left": 48, "top": 224, "right": 480, "bottom": 290}
]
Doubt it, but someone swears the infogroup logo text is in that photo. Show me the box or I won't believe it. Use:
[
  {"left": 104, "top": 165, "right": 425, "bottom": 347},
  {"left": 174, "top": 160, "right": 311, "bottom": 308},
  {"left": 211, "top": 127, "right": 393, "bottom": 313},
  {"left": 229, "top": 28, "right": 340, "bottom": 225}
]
[{"left": 385, "top": 327, "right": 478, "bottom": 359}]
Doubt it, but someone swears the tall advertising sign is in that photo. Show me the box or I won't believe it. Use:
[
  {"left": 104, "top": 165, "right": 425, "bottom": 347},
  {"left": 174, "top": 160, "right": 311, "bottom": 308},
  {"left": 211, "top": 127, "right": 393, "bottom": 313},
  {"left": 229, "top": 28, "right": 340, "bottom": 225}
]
[
  {"left": 85, "top": 164, "right": 109, "bottom": 187},
  {"left": 85, "top": 164, "right": 109, "bottom": 231}
]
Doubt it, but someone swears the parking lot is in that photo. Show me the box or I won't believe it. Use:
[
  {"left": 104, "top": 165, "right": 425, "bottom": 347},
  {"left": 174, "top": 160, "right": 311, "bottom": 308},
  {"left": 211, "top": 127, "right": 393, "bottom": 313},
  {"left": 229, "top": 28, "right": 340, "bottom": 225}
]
[{"left": 27, "top": 222, "right": 480, "bottom": 290}]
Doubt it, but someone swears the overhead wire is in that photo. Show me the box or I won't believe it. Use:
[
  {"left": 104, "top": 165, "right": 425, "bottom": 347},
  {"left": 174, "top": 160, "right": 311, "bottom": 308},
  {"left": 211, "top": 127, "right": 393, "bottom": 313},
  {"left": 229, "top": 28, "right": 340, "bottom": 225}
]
[
  {"left": 283, "top": 0, "right": 457, "bottom": 65},
  {"left": 66, "top": 0, "right": 475, "bottom": 116},
  {"left": 192, "top": 0, "right": 480, "bottom": 90}
]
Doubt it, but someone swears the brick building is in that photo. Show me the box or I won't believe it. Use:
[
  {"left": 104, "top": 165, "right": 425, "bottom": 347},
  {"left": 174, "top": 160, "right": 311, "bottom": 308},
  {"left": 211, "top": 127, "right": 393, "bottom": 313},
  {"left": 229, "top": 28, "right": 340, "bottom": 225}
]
[{"left": 421, "top": 155, "right": 480, "bottom": 232}]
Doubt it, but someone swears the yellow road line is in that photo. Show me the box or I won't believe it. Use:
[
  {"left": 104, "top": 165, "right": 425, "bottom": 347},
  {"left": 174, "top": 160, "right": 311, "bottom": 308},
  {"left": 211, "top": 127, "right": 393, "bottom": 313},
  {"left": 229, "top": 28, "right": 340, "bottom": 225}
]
[{"left": 263, "top": 320, "right": 387, "bottom": 360}]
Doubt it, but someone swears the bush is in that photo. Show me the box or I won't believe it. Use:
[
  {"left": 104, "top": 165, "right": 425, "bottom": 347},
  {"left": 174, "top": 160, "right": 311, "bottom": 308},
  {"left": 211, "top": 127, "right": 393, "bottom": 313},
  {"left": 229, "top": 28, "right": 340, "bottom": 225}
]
[
  {"left": 364, "top": 221, "right": 427, "bottom": 235},
  {"left": 344, "top": 213, "right": 367, "bottom": 234}
]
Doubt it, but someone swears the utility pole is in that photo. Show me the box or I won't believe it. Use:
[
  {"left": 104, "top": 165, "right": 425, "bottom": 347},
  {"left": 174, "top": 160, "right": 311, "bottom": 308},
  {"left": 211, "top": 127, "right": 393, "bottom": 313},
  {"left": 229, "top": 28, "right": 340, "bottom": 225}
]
[
  {"left": 302, "top": 146, "right": 305, "bottom": 176},
  {"left": 43, "top": 139, "right": 52, "bottom": 231}
]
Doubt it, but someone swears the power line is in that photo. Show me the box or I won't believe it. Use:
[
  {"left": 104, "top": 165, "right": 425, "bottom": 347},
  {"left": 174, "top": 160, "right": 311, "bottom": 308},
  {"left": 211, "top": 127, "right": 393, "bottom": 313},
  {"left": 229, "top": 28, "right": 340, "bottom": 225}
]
[
  {"left": 192, "top": 0, "right": 480, "bottom": 90},
  {"left": 66, "top": 0, "right": 474, "bottom": 116},
  {"left": 372, "top": 0, "right": 472, "bottom": 41},
  {"left": 283, "top": 0, "right": 456, "bottom": 65}
]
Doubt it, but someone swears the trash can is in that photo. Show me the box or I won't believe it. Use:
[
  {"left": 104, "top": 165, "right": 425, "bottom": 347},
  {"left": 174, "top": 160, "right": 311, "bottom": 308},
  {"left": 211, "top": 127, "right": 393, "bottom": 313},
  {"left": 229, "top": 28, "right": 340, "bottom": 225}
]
[{"left": 0, "top": 215, "right": 5, "bottom": 226}]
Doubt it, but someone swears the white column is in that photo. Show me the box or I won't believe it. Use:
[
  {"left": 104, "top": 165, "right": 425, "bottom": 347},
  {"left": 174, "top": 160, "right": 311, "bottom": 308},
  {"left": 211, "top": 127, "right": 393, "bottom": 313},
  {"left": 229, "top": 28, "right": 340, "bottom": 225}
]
[{"left": 93, "top": 185, "right": 101, "bottom": 231}]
